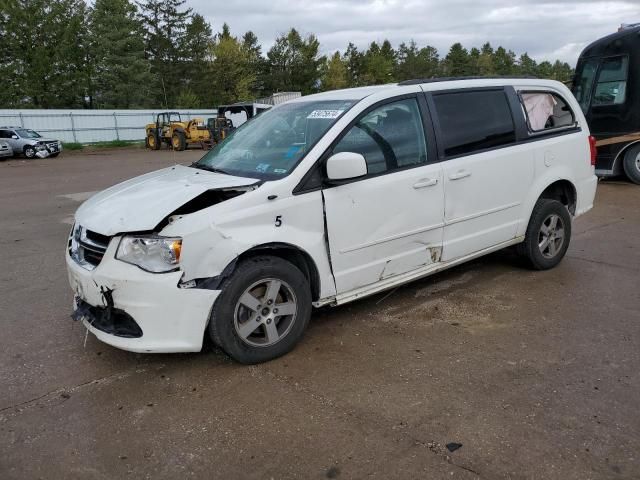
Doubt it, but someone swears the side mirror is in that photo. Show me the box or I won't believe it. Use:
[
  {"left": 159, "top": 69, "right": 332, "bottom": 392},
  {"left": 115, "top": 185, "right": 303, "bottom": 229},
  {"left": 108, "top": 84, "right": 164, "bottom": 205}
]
[
  {"left": 326, "top": 152, "right": 367, "bottom": 181},
  {"left": 11, "top": 135, "right": 18, "bottom": 139}
]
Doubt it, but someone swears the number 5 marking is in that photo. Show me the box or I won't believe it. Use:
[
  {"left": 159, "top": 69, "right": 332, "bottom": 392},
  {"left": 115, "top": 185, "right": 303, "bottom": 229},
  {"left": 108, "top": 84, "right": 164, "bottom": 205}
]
[{"left": 275, "top": 215, "right": 282, "bottom": 227}]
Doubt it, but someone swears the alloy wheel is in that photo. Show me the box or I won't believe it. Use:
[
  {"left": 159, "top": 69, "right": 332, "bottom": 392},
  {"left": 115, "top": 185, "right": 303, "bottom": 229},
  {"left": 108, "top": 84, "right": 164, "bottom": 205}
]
[
  {"left": 538, "top": 213, "right": 565, "bottom": 259},
  {"left": 233, "top": 278, "right": 298, "bottom": 347}
]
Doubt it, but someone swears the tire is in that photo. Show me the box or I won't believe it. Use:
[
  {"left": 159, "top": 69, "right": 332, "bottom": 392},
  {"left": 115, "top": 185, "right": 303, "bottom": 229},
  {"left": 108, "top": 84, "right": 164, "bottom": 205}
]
[
  {"left": 147, "top": 132, "right": 160, "bottom": 150},
  {"left": 208, "top": 256, "right": 312, "bottom": 364},
  {"left": 519, "top": 199, "right": 572, "bottom": 270},
  {"left": 622, "top": 145, "right": 640, "bottom": 185},
  {"left": 172, "top": 131, "right": 186, "bottom": 151},
  {"left": 24, "top": 146, "right": 36, "bottom": 158},
  {"left": 49, "top": 153, "right": 59, "bottom": 158}
]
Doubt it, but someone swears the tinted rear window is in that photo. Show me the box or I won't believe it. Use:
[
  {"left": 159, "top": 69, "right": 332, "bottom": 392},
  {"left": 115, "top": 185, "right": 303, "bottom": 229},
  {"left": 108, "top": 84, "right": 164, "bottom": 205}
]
[{"left": 432, "top": 90, "right": 516, "bottom": 157}]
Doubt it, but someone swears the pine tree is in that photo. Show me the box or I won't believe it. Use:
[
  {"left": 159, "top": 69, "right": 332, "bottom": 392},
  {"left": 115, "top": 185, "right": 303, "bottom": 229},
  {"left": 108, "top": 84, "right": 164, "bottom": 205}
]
[
  {"left": 343, "top": 43, "right": 364, "bottom": 87},
  {"left": 518, "top": 53, "right": 537, "bottom": 76},
  {"left": 0, "top": 0, "right": 90, "bottom": 107},
  {"left": 182, "top": 13, "right": 213, "bottom": 107},
  {"left": 138, "top": 0, "right": 192, "bottom": 107},
  {"left": 209, "top": 24, "right": 256, "bottom": 104},
  {"left": 361, "top": 40, "right": 395, "bottom": 84},
  {"left": 443, "top": 43, "right": 470, "bottom": 77},
  {"left": 265, "top": 28, "right": 323, "bottom": 94},
  {"left": 396, "top": 41, "right": 440, "bottom": 80},
  {"left": 90, "top": 0, "right": 152, "bottom": 108},
  {"left": 493, "top": 46, "right": 516, "bottom": 75},
  {"left": 321, "top": 52, "right": 348, "bottom": 91},
  {"left": 242, "top": 30, "right": 265, "bottom": 96}
]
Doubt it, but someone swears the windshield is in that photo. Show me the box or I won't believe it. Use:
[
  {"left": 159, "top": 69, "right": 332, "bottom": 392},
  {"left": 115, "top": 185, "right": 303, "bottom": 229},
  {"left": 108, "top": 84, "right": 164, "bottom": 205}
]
[
  {"left": 16, "top": 129, "right": 41, "bottom": 138},
  {"left": 194, "top": 99, "right": 356, "bottom": 180}
]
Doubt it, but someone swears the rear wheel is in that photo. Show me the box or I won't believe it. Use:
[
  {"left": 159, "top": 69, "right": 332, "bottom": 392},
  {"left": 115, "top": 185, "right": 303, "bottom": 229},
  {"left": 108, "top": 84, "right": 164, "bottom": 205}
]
[
  {"left": 147, "top": 132, "right": 160, "bottom": 150},
  {"left": 171, "top": 131, "right": 186, "bottom": 151},
  {"left": 622, "top": 144, "right": 640, "bottom": 185},
  {"left": 24, "top": 146, "right": 36, "bottom": 158},
  {"left": 208, "top": 256, "right": 312, "bottom": 364},
  {"left": 519, "top": 199, "right": 572, "bottom": 270}
]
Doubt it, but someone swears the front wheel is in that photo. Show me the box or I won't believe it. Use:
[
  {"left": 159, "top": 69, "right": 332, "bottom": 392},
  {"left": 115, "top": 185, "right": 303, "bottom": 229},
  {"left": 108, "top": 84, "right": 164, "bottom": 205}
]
[
  {"left": 519, "top": 199, "right": 572, "bottom": 270},
  {"left": 172, "top": 131, "right": 186, "bottom": 151},
  {"left": 147, "top": 132, "right": 160, "bottom": 150},
  {"left": 622, "top": 145, "right": 640, "bottom": 185},
  {"left": 24, "top": 146, "right": 36, "bottom": 158},
  {"left": 208, "top": 256, "right": 312, "bottom": 364}
]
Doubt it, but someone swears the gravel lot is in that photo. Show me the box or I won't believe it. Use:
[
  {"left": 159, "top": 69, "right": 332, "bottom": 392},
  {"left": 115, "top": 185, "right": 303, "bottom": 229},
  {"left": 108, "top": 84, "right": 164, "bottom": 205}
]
[{"left": 1, "top": 148, "right": 639, "bottom": 479}]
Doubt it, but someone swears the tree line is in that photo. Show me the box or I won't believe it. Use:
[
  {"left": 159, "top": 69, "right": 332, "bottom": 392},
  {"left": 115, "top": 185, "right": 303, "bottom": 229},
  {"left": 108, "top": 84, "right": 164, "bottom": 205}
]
[{"left": 0, "top": 0, "right": 575, "bottom": 109}]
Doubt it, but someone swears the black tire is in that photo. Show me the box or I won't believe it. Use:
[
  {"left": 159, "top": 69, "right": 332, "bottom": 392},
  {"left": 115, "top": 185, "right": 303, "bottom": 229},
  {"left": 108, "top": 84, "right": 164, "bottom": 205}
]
[
  {"left": 24, "top": 146, "right": 36, "bottom": 158},
  {"left": 147, "top": 132, "right": 160, "bottom": 150},
  {"left": 49, "top": 152, "right": 59, "bottom": 158},
  {"left": 622, "top": 144, "right": 640, "bottom": 185},
  {"left": 172, "top": 131, "right": 186, "bottom": 151},
  {"left": 208, "top": 256, "right": 312, "bottom": 364},
  {"left": 519, "top": 199, "right": 572, "bottom": 270}
]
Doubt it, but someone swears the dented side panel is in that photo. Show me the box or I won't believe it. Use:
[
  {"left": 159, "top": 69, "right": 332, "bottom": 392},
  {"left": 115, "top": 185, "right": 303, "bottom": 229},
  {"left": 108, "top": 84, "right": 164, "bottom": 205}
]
[
  {"left": 322, "top": 161, "right": 445, "bottom": 294},
  {"left": 161, "top": 186, "right": 337, "bottom": 299}
]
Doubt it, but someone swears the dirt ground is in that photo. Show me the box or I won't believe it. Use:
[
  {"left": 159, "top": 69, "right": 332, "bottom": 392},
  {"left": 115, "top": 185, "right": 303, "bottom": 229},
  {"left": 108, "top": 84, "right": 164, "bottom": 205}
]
[{"left": 1, "top": 148, "right": 639, "bottom": 480}]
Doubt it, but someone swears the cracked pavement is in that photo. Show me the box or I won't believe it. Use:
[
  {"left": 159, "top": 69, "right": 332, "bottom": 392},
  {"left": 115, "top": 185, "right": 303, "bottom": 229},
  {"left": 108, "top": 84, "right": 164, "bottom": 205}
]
[{"left": 1, "top": 148, "right": 639, "bottom": 479}]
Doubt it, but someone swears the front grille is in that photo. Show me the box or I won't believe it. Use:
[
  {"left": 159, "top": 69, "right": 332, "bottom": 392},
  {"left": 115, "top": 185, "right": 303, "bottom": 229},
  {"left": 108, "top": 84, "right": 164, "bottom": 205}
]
[
  {"left": 46, "top": 141, "right": 59, "bottom": 152},
  {"left": 69, "top": 225, "right": 111, "bottom": 270}
]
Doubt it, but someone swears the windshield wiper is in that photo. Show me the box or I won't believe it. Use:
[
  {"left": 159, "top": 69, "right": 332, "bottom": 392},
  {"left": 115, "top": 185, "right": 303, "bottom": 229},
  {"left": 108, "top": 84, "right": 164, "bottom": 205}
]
[{"left": 191, "top": 163, "right": 231, "bottom": 175}]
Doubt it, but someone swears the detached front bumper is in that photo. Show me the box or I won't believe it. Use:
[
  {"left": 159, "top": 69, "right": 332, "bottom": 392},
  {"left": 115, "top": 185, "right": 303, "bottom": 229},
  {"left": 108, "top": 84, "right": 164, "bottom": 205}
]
[{"left": 66, "top": 240, "right": 220, "bottom": 353}]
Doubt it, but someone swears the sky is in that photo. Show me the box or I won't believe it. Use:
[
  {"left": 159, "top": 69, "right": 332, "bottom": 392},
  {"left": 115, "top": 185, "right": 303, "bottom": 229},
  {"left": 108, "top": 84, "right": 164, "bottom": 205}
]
[{"left": 187, "top": 0, "right": 640, "bottom": 66}]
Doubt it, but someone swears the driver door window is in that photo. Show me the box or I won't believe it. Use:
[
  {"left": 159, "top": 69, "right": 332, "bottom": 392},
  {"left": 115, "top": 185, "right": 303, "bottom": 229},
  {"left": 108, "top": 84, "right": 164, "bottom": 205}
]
[{"left": 333, "top": 98, "right": 427, "bottom": 176}]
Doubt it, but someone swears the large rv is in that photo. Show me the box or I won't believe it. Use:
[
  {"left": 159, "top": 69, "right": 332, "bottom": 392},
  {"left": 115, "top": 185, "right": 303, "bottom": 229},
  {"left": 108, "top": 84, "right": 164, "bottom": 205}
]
[{"left": 572, "top": 25, "right": 640, "bottom": 184}]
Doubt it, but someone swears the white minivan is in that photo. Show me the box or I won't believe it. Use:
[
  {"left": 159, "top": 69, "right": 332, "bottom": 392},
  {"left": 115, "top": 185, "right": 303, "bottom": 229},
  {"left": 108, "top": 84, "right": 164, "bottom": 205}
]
[{"left": 68, "top": 78, "right": 598, "bottom": 363}]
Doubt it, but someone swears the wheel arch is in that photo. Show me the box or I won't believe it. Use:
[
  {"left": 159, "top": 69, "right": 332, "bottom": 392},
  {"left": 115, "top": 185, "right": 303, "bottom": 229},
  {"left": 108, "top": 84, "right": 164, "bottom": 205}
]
[
  {"left": 538, "top": 179, "right": 577, "bottom": 215},
  {"left": 612, "top": 140, "right": 640, "bottom": 174},
  {"left": 201, "top": 242, "right": 322, "bottom": 302},
  {"left": 237, "top": 243, "right": 321, "bottom": 302},
  {"left": 517, "top": 176, "right": 577, "bottom": 237}
]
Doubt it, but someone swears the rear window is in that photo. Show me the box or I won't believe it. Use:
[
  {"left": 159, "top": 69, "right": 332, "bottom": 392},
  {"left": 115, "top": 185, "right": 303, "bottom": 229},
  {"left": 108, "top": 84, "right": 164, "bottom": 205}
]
[{"left": 432, "top": 90, "right": 516, "bottom": 157}]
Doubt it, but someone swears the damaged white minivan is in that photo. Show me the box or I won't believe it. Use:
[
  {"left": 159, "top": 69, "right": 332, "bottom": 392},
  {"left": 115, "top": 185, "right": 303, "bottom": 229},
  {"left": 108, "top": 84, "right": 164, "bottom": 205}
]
[{"left": 68, "top": 78, "right": 598, "bottom": 363}]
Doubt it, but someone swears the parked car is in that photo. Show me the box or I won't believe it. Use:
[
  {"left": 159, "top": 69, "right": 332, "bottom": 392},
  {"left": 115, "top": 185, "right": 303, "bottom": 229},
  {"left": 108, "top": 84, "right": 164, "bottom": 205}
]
[
  {"left": 0, "top": 140, "right": 13, "bottom": 159},
  {"left": 67, "top": 78, "right": 598, "bottom": 363},
  {"left": 0, "top": 126, "right": 62, "bottom": 158}
]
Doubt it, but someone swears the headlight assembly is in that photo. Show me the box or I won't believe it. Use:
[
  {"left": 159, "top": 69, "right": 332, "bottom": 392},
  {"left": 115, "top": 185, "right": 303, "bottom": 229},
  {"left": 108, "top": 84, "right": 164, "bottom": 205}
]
[{"left": 116, "top": 235, "right": 182, "bottom": 273}]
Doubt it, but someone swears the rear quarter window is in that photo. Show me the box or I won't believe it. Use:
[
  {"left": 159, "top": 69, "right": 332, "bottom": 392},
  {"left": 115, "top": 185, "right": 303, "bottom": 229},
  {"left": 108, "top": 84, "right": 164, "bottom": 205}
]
[
  {"left": 519, "top": 91, "right": 577, "bottom": 133},
  {"left": 432, "top": 89, "right": 516, "bottom": 157}
]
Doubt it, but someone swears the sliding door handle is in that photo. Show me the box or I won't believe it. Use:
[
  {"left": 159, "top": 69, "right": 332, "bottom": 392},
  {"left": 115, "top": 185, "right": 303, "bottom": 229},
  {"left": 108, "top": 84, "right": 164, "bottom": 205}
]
[
  {"left": 449, "top": 170, "right": 471, "bottom": 181},
  {"left": 413, "top": 178, "right": 438, "bottom": 189}
]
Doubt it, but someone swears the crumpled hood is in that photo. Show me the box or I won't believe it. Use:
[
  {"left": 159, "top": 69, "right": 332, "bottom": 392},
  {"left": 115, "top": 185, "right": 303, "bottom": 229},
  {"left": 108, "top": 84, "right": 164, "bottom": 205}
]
[{"left": 75, "top": 164, "right": 259, "bottom": 236}]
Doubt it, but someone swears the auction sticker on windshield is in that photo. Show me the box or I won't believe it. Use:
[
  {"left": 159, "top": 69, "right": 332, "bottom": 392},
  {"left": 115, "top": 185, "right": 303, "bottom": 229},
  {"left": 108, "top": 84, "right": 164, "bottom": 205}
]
[{"left": 307, "top": 110, "right": 344, "bottom": 119}]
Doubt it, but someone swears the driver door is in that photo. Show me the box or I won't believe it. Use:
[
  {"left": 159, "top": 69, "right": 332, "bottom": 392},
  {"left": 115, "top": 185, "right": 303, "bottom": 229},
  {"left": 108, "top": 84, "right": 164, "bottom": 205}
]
[{"left": 322, "top": 96, "right": 445, "bottom": 295}]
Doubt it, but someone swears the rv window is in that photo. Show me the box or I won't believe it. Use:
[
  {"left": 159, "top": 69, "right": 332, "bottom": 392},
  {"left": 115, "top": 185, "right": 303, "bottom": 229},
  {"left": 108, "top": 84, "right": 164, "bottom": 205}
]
[
  {"left": 574, "top": 60, "right": 599, "bottom": 113},
  {"left": 593, "top": 56, "right": 629, "bottom": 106},
  {"left": 520, "top": 92, "right": 576, "bottom": 132}
]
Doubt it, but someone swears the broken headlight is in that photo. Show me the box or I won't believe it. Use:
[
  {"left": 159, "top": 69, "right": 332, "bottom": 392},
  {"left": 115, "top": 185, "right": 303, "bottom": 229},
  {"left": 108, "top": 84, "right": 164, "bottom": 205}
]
[{"left": 116, "top": 235, "right": 182, "bottom": 273}]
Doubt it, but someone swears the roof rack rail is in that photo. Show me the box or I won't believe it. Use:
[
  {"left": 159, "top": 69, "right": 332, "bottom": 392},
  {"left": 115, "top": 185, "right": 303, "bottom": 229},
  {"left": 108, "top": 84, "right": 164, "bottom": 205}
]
[{"left": 397, "top": 75, "right": 539, "bottom": 86}]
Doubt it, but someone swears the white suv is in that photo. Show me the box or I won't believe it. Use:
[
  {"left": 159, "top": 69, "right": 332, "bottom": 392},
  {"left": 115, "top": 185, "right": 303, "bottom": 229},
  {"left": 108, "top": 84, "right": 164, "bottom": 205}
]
[{"left": 67, "top": 78, "right": 598, "bottom": 363}]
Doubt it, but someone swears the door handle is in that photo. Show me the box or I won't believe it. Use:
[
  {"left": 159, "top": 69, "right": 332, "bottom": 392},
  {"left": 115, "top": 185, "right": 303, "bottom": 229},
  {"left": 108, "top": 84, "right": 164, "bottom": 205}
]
[
  {"left": 413, "top": 178, "right": 438, "bottom": 189},
  {"left": 449, "top": 170, "right": 471, "bottom": 180}
]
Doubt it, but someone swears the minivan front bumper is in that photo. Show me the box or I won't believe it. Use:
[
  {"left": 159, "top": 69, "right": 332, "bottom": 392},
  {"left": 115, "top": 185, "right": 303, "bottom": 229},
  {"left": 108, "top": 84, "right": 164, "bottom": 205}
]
[{"left": 66, "top": 240, "right": 220, "bottom": 353}]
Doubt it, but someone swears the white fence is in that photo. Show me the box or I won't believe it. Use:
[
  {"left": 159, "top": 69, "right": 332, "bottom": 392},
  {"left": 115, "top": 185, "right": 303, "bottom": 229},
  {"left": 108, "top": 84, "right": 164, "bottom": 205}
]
[{"left": 0, "top": 109, "right": 218, "bottom": 144}]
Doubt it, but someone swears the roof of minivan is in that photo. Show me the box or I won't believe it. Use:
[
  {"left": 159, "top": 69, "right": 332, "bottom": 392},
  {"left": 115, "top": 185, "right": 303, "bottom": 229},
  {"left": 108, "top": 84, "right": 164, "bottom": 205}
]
[{"left": 290, "top": 77, "right": 568, "bottom": 103}]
